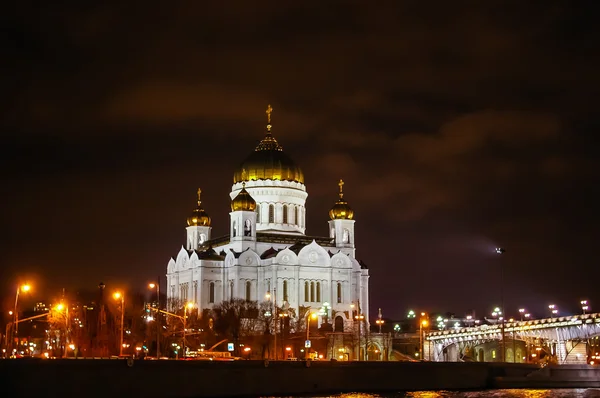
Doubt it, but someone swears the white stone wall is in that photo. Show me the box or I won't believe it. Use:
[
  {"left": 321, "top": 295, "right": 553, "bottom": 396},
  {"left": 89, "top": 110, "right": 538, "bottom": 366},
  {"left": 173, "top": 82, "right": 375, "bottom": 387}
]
[{"left": 231, "top": 180, "right": 307, "bottom": 234}]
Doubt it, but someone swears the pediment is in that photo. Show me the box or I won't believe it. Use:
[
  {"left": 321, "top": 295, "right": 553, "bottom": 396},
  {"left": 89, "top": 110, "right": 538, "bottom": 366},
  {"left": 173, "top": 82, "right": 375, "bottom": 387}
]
[
  {"left": 298, "top": 240, "right": 331, "bottom": 266},
  {"left": 275, "top": 248, "right": 299, "bottom": 265}
]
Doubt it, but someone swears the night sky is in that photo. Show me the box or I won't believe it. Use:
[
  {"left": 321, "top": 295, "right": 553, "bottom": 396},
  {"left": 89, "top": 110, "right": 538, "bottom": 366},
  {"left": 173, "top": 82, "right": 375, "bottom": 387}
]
[{"left": 2, "top": 1, "right": 599, "bottom": 320}]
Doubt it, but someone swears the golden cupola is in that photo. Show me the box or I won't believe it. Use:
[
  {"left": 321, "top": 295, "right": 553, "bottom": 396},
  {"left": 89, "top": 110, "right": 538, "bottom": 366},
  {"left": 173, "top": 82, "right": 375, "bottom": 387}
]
[
  {"left": 329, "top": 179, "right": 354, "bottom": 220},
  {"left": 231, "top": 182, "right": 257, "bottom": 211},
  {"left": 187, "top": 188, "right": 211, "bottom": 226},
  {"left": 232, "top": 104, "right": 304, "bottom": 184}
]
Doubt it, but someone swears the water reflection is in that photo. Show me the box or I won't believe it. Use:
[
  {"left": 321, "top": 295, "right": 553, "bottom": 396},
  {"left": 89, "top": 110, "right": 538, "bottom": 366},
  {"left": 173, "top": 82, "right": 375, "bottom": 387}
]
[{"left": 287, "top": 389, "right": 600, "bottom": 398}]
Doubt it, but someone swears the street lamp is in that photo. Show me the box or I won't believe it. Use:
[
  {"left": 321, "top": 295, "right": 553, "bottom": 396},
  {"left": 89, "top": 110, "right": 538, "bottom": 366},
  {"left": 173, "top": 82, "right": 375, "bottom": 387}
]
[
  {"left": 355, "top": 312, "right": 365, "bottom": 360},
  {"left": 549, "top": 304, "right": 558, "bottom": 319},
  {"left": 148, "top": 282, "right": 160, "bottom": 359},
  {"left": 183, "top": 302, "right": 194, "bottom": 359},
  {"left": 305, "top": 312, "right": 317, "bottom": 359},
  {"left": 13, "top": 283, "right": 32, "bottom": 353},
  {"left": 376, "top": 308, "right": 385, "bottom": 333},
  {"left": 581, "top": 300, "right": 590, "bottom": 315},
  {"left": 419, "top": 314, "right": 428, "bottom": 360},
  {"left": 113, "top": 292, "right": 124, "bottom": 356},
  {"left": 495, "top": 247, "right": 506, "bottom": 362},
  {"left": 518, "top": 308, "right": 525, "bottom": 321}
]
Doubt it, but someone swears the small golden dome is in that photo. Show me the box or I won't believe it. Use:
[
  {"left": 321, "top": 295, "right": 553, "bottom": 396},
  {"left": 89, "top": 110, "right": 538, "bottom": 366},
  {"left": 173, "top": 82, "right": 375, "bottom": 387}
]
[
  {"left": 232, "top": 105, "right": 304, "bottom": 184},
  {"left": 329, "top": 179, "right": 354, "bottom": 220},
  {"left": 231, "top": 183, "right": 257, "bottom": 211},
  {"left": 187, "top": 188, "right": 211, "bottom": 226}
]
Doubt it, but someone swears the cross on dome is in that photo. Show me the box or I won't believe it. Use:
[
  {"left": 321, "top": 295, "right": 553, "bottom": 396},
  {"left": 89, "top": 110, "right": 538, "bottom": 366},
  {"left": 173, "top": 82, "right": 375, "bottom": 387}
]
[
  {"left": 266, "top": 104, "right": 273, "bottom": 132},
  {"left": 338, "top": 179, "right": 344, "bottom": 199},
  {"left": 197, "top": 188, "right": 202, "bottom": 205}
]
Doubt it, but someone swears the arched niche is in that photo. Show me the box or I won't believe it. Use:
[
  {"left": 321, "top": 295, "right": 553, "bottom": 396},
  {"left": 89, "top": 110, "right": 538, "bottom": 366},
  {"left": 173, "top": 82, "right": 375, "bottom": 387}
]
[
  {"left": 298, "top": 240, "right": 331, "bottom": 266},
  {"left": 238, "top": 249, "right": 260, "bottom": 266},
  {"left": 331, "top": 252, "right": 351, "bottom": 268},
  {"left": 275, "top": 248, "right": 299, "bottom": 265}
]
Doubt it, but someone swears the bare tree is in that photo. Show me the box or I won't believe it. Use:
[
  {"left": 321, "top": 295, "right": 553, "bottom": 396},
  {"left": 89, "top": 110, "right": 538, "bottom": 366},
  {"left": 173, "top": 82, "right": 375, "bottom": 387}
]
[{"left": 212, "top": 299, "right": 258, "bottom": 356}]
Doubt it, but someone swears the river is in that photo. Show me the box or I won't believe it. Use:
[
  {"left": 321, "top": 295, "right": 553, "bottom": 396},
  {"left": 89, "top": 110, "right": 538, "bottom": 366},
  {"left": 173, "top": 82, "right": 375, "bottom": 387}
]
[{"left": 281, "top": 390, "right": 600, "bottom": 397}]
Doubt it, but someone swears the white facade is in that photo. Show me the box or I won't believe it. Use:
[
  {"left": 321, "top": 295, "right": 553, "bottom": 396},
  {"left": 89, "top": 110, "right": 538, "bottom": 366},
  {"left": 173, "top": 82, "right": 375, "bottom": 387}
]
[{"left": 166, "top": 119, "right": 370, "bottom": 331}]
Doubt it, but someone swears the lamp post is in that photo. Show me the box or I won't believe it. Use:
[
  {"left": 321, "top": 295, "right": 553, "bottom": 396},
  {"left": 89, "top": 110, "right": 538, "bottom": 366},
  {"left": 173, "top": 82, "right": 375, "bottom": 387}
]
[
  {"left": 581, "top": 300, "right": 589, "bottom": 315},
  {"left": 113, "top": 292, "right": 124, "bottom": 356},
  {"left": 376, "top": 308, "right": 384, "bottom": 333},
  {"left": 495, "top": 247, "right": 506, "bottom": 362},
  {"left": 12, "top": 284, "right": 31, "bottom": 353},
  {"left": 548, "top": 304, "right": 558, "bottom": 319},
  {"left": 149, "top": 282, "right": 160, "bottom": 359},
  {"left": 183, "top": 302, "right": 194, "bottom": 358},
  {"left": 419, "top": 313, "right": 428, "bottom": 360},
  {"left": 279, "top": 311, "right": 289, "bottom": 358},
  {"left": 355, "top": 312, "right": 365, "bottom": 360},
  {"left": 305, "top": 312, "right": 317, "bottom": 359},
  {"left": 266, "top": 290, "right": 276, "bottom": 359}
]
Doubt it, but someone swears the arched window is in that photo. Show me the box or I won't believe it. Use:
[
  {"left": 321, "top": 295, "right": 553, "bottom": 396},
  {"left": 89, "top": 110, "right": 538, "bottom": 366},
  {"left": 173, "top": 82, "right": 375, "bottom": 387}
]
[
  {"left": 230, "top": 281, "right": 234, "bottom": 299},
  {"left": 331, "top": 228, "right": 335, "bottom": 239},
  {"left": 283, "top": 205, "right": 288, "bottom": 224},
  {"left": 310, "top": 282, "right": 315, "bottom": 302},
  {"left": 304, "top": 281, "right": 309, "bottom": 302},
  {"left": 209, "top": 282, "right": 215, "bottom": 303},
  {"left": 269, "top": 204, "right": 275, "bottom": 223},
  {"left": 244, "top": 219, "right": 252, "bottom": 236},
  {"left": 245, "top": 281, "right": 251, "bottom": 301},
  {"left": 256, "top": 206, "right": 261, "bottom": 223},
  {"left": 337, "top": 282, "right": 342, "bottom": 303},
  {"left": 283, "top": 280, "right": 288, "bottom": 302},
  {"left": 316, "top": 282, "right": 321, "bottom": 302},
  {"left": 342, "top": 228, "right": 350, "bottom": 243},
  {"left": 199, "top": 233, "right": 206, "bottom": 244},
  {"left": 294, "top": 207, "right": 298, "bottom": 225},
  {"left": 232, "top": 221, "right": 237, "bottom": 237}
]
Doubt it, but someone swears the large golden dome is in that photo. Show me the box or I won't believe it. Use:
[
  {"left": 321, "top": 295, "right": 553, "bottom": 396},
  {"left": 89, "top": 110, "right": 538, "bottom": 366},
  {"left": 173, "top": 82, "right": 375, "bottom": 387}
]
[
  {"left": 329, "top": 179, "right": 354, "bottom": 220},
  {"left": 231, "top": 183, "right": 257, "bottom": 211},
  {"left": 187, "top": 188, "right": 211, "bottom": 226},
  {"left": 232, "top": 105, "right": 304, "bottom": 184}
]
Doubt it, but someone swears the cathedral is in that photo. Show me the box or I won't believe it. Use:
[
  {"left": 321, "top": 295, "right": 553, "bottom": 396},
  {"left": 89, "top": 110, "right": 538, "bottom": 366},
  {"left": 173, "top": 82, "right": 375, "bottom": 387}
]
[{"left": 166, "top": 105, "right": 370, "bottom": 331}]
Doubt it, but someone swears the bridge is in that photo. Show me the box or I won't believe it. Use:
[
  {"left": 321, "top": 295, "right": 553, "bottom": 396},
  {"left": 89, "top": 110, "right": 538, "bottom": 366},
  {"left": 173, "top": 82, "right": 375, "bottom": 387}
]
[{"left": 424, "top": 313, "right": 600, "bottom": 364}]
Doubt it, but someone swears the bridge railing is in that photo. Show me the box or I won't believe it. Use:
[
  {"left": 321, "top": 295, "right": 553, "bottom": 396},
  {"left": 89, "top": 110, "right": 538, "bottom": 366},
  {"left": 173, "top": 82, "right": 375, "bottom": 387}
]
[{"left": 426, "top": 312, "right": 600, "bottom": 342}]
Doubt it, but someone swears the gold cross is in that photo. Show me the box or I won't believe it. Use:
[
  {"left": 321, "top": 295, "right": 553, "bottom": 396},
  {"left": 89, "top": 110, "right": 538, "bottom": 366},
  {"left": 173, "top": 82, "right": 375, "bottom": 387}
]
[
  {"left": 266, "top": 104, "right": 273, "bottom": 124},
  {"left": 197, "top": 188, "right": 202, "bottom": 205},
  {"left": 338, "top": 179, "right": 344, "bottom": 198}
]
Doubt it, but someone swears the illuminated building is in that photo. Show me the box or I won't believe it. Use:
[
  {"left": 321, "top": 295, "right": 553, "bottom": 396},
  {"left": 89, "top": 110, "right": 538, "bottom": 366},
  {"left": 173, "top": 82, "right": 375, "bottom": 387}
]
[{"left": 166, "top": 105, "right": 370, "bottom": 331}]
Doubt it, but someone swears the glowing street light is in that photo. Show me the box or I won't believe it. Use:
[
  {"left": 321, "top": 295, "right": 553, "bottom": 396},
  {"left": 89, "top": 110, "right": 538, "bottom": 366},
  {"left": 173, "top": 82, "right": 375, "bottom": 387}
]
[
  {"left": 376, "top": 308, "right": 385, "bottom": 333},
  {"left": 12, "top": 283, "right": 33, "bottom": 353},
  {"left": 549, "top": 304, "right": 558, "bottom": 319},
  {"left": 305, "top": 312, "right": 318, "bottom": 358},
  {"left": 518, "top": 308, "right": 526, "bottom": 321},
  {"left": 148, "top": 282, "right": 160, "bottom": 359},
  {"left": 113, "top": 292, "right": 125, "bottom": 356},
  {"left": 581, "top": 300, "right": 590, "bottom": 315},
  {"left": 182, "top": 302, "right": 195, "bottom": 358},
  {"left": 419, "top": 314, "right": 428, "bottom": 360}
]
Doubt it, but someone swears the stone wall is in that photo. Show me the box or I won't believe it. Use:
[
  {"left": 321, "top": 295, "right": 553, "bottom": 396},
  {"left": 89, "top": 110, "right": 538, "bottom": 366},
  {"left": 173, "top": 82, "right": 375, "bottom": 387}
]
[{"left": 2, "top": 359, "right": 540, "bottom": 398}]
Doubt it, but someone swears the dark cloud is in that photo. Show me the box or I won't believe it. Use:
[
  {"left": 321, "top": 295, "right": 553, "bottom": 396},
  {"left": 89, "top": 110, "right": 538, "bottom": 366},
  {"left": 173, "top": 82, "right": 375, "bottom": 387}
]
[{"left": 2, "top": 1, "right": 599, "bottom": 319}]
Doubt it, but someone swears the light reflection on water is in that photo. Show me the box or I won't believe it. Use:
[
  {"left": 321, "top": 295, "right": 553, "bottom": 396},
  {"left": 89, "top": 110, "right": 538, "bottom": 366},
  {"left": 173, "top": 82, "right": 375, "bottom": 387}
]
[{"left": 273, "top": 389, "right": 600, "bottom": 398}]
